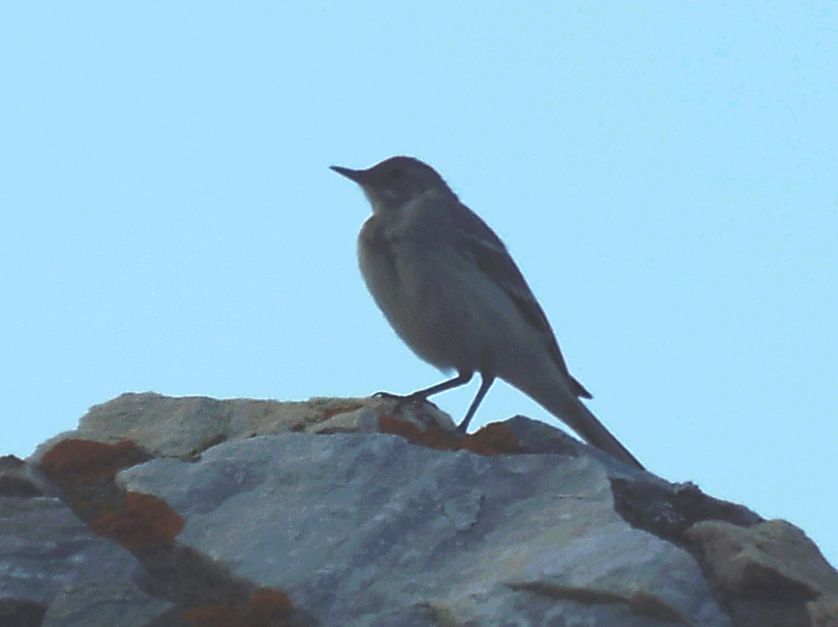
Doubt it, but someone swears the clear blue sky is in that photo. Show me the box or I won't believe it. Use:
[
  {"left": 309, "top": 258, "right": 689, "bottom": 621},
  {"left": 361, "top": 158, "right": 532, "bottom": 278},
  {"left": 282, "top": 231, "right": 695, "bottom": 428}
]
[{"left": 2, "top": 4, "right": 836, "bottom": 565}]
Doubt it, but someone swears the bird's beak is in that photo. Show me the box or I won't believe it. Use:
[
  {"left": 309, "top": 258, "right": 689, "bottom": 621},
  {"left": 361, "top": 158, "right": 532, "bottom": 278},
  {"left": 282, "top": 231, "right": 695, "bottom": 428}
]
[{"left": 330, "top": 165, "right": 369, "bottom": 185}]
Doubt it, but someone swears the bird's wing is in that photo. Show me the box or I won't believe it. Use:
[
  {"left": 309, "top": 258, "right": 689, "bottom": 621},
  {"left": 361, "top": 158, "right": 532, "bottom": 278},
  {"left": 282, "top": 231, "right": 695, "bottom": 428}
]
[{"left": 452, "top": 205, "right": 593, "bottom": 399}]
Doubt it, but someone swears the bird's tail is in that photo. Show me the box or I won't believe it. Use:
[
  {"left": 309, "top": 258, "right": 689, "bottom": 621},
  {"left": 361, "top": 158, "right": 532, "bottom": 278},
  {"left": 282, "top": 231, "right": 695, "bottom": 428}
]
[
  {"left": 559, "top": 397, "right": 644, "bottom": 470},
  {"left": 513, "top": 370, "right": 645, "bottom": 470}
]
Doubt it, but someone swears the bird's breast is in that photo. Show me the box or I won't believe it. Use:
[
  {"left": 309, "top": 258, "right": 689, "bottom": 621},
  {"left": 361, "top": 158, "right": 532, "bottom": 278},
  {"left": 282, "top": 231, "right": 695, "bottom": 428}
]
[{"left": 357, "top": 218, "right": 463, "bottom": 369}]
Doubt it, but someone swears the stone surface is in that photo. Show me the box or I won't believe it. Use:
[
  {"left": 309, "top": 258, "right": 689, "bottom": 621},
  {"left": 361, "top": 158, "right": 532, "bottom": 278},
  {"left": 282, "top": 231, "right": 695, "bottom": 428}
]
[
  {"left": 0, "top": 455, "right": 44, "bottom": 498},
  {"left": 31, "top": 392, "right": 453, "bottom": 460},
  {"left": 0, "top": 492, "right": 170, "bottom": 627},
  {"left": 3, "top": 392, "right": 835, "bottom": 626},
  {"left": 116, "top": 433, "right": 728, "bottom": 626},
  {"left": 686, "top": 518, "right": 838, "bottom": 627}
]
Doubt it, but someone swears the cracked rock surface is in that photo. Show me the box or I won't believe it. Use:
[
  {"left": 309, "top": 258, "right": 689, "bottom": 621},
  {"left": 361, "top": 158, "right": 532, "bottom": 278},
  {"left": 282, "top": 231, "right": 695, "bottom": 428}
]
[{"left": 2, "top": 392, "right": 836, "bottom": 626}]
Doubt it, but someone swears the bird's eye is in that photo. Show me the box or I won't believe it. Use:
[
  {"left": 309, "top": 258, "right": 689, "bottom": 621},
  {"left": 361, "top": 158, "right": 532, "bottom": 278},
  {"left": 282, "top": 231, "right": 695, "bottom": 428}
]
[{"left": 389, "top": 168, "right": 404, "bottom": 180}]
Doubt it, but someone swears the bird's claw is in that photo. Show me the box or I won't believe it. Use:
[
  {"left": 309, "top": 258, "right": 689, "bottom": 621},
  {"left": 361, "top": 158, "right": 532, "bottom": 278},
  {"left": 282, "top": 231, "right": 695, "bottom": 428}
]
[
  {"left": 372, "top": 391, "right": 438, "bottom": 415},
  {"left": 371, "top": 391, "right": 423, "bottom": 413}
]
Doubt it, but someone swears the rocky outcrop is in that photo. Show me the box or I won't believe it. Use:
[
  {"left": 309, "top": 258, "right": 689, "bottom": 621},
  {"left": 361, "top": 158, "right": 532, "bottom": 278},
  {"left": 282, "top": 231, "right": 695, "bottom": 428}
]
[{"left": 2, "top": 392, "right": 837, "bottom": 626}]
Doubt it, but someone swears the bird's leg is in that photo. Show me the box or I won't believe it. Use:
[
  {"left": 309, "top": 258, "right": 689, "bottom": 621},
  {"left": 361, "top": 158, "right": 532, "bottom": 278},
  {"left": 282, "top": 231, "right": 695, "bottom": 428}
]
[
  {"left": 384, "top": 371, "right": 473, "bottom": 413},
  {"left": 456, "top": 373, "right": 495, "bottom": 433}
]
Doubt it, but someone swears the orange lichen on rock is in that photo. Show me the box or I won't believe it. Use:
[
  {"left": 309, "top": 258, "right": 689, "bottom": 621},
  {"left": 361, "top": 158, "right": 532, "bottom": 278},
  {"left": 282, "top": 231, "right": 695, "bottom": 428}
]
[
  {"left": 91, "top": 491, "right": 184, "bottom": 550},
  {"left": 185, "top": 587, "right": 293, "bottom": 627},
  {"left": 379, "top": 414, "right": 523, "bottom": 456},
  {"left": 462, "top": 423, "right": 523, "bottom": 456},
  {"left": 379, "top": 414, "right": 461, "bottom": 451},
  {"left": 38, "top": 439, "right": 149, "bottom": 488}
]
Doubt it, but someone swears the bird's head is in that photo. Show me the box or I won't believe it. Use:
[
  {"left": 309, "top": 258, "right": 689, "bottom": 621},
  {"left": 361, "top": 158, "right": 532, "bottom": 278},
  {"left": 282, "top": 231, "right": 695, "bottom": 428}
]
[{"left": 331, "top": 156, "right": 452, "bottom": 214}]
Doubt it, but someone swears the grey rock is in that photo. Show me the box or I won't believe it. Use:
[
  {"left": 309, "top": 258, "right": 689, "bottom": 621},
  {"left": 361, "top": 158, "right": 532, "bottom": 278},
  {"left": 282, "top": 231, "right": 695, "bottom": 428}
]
[
  {"left": 686, "top": 519, "right": 838, "bottom": 627},
  {"left": 31, "top": 391, "right": 451, "bottom": 461},
  {"left": 12, "top": 392, "right": 838, "bottom": 626},
  {"left": 0, "top": 495, "right": 170, "bottom": 627},
  {"left": 117, "top": 433, "right": 729, "bottom": 626}
]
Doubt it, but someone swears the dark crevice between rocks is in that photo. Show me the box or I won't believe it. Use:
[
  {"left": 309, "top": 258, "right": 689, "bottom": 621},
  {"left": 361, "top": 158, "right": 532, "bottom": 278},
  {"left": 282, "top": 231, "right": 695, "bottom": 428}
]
[
  {"left": 610, "top": 479, "right": 762, "bottom": 545},
  {"left": 508, "top": 581, "right": 691, "bottom": 625},
  {"left": 610, "top": 477, "right": 818, "bottom": 627},
  {"left": 0, "top": 455, "right": 43, "bottom": 497},
  {"left": 186, "top": 433, "right": 229, "bottom": 461},
  {"left": 36, "top": 438, "right": 305, "bottom": 626},
  {"left": 693, "top": 570, "right": 815, "bottom": 627},
  {"left": 0, "top": 600, "right": 47, "bottom": 627},
  {"left": 140, "top": 546, "right": 300, "bottom": 626}
]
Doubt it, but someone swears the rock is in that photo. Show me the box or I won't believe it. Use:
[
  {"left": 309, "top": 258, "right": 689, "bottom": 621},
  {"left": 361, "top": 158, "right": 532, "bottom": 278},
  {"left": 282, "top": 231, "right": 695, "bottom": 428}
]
[
  {"left": 686, "top": 519, "right": 838, "bottom": 627},
  {"left": 0, "top": 490, "right": 170, "bottom": 627},
  {"left": 0, "top": 455, "right": 43, "bottom": 497},
  {"left": 114, "top": 433, "right": 727, "bottom": 625},
  {"left": 31, "top": 392, "right": 452, "bottom": 460},
  {"left": 4, "top": 392, "right": 836, "bottom": 626}
]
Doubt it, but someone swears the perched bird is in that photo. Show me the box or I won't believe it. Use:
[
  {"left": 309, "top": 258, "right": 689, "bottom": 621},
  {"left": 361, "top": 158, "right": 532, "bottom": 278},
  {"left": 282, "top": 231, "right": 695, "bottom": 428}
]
[{"left": 331, "top": 156, "right": 643, "bottom": 469}]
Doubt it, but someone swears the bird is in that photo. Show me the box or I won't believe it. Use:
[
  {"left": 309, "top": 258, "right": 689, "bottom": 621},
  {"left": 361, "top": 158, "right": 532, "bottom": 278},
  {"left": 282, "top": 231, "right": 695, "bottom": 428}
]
[{"left": 331, "top": 156, "right": 644, "bottom": 470}]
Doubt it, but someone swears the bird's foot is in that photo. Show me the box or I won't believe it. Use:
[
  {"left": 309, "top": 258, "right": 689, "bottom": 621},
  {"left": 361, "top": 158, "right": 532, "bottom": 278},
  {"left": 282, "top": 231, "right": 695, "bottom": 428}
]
[{"left": 371, "top": 391, "right": 423, "bottom": 412}]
